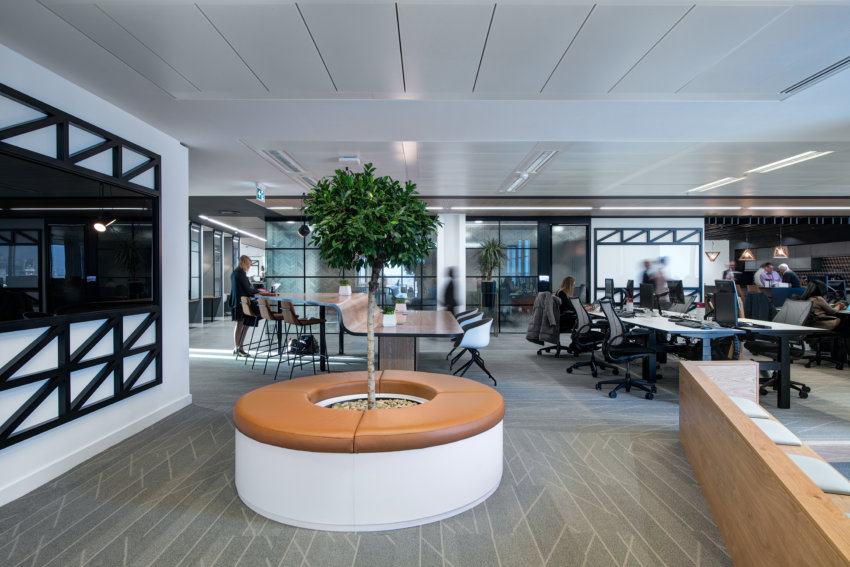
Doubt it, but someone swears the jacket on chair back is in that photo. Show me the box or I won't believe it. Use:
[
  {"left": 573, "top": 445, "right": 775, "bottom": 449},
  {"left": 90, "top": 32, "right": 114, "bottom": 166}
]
[{"left": 526, "top": 291, "right": 561, "bottom": 346}]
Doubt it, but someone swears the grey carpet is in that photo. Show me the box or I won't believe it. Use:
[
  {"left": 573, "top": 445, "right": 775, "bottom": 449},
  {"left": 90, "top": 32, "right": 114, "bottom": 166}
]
[{"left": 3, "top": 321, "right": 850, "bottom": 566}]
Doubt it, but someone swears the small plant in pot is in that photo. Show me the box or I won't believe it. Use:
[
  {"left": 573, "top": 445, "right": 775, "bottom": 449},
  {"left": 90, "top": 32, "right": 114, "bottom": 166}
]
[
  {"left": 394, "top": 297, "right": 407, "bottom": 313},
  {"left": 381, "top": 305, "right": 396, "bottom": 327},
  {"left": 477, "top": 237, "right": 506, "bottom": 308},
  {"left": 338, "top": 278, "right": 351, "bottom": 296}
]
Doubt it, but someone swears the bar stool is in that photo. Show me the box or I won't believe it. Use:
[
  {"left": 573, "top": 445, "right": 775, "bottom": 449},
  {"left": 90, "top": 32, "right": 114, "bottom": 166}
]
[
  {"left": 256, "top": 297, "right": 288, "bottom": 375},
  {"left": 275, "top": 300, "right": 327, "bottom": 379},
  {"left": 238, "top": 297, "right": 261, "bottom": 364}
]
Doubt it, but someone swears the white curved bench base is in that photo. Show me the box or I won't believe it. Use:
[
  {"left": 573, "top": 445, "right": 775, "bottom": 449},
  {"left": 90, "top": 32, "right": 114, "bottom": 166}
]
[{"left": 235, "top": 421, "right": 503, "bottom": 532}]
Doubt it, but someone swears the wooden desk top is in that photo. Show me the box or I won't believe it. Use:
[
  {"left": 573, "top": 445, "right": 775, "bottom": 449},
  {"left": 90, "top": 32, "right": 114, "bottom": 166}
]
[{"left": 269, "top": 293, "right": 461, "bottom": 337}]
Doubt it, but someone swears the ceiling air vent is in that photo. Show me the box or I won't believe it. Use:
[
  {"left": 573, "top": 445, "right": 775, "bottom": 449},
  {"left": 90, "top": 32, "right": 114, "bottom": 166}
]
[
  {"left": 300, "top": 176, "right": 317, "bottom": 188},
  {"left": 781, "top": 55, "right": 850, "bottom": 95},
  {"left": 263, "top": 149, "right": 305, "bottom": 173}
]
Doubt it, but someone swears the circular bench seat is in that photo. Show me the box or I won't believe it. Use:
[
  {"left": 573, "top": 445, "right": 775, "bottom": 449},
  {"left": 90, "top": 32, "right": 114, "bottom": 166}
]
[{"left": 234, "top": 370, "right": 505, "bottom": 531}]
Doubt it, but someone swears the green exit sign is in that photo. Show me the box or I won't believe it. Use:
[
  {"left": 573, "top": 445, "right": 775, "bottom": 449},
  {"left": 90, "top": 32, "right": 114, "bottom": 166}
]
[{"left": 256, "top": 186, "right": 265, "bottom": 202}]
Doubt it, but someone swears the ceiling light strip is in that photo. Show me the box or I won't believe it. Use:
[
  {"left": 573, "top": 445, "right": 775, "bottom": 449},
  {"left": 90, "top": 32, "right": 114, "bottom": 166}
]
[
  {"left": 746, "top": 151, "right": 833, "bottom": 174},
  {"left": 450, "top": 206, "right": 592, "bottom": 211},
  {"left": 525, "top": 150, "right": 558, "bottom": 173},
  {"left": 686, "top": 177, "right": 744, "bottom": 193},
  {"left": 600, "top": 206, "right": 741, "bottom": 211},
  {"left": 198, "top": 215, "right": 266, "bottom": 242},
  {"left": 746, "top": 206, "right": 850, "bottom": 210}
]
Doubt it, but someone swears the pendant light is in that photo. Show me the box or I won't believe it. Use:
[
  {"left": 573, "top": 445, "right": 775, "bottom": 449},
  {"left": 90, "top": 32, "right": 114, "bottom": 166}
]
[
  {"left": 738, "top": 230, "right": 755, "bottom": 262},
  {"left": 773, "top": 224, "right": 789, "bottom": 258},
  {"left": 704, "top": 240, "right": 720, "bottom": 262}
]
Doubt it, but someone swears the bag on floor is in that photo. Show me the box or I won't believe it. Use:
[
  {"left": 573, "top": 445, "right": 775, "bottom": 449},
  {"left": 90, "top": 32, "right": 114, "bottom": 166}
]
[{"left": 286, "top": 335, "right": 318, "bottom": 354}]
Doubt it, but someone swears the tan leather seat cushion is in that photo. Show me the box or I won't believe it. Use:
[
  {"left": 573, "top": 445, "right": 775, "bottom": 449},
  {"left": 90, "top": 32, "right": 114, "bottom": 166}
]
[{"left": 234, "top": 371, "right": 505, "bottom": 453}]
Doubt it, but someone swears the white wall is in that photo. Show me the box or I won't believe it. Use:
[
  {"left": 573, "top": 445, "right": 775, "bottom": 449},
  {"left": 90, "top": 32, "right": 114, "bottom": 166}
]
[
  {"left": 703, "top": 240, "right": 730, "bottom": 285},
  {"left": 0, "top": 44, "right": 191, "bottom": 505},
  {"left": 590, "top": 218, "right": 705, "bottom": 298},
  {"left": 436, "top": 214, "right": 466, "bottom": 312}
]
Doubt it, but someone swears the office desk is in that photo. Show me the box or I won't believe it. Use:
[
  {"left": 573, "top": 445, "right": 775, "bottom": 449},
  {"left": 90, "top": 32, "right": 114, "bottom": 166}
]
[
  {"left": 270, "top": 293, "right": 462, "bottom": 371},
  {"left": 620, "top": 314, "right": 745, "bottom": 382},
  {"left": 737, "top": 317, "right": 829, "bottom": 409}
]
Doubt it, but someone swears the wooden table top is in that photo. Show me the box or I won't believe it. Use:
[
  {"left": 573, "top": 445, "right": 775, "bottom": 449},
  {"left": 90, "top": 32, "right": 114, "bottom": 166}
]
[{"left": 268, "top": 293, "right": 462, "bottom": 337}]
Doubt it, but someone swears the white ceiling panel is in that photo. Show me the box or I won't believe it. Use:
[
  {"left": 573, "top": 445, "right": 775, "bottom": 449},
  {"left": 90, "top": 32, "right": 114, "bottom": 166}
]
[
  {"left": 474, "top": 4, "right": 592, "bottom": 94},
  {"left": 681, "top": 6, "right": 850, "bottom": 96},
  {"left": 48, "top": 3, "right": 199, "bottom": 96},
  {"left": 398, "top": 4, "right": 492, "bottom": 94},
  {"left": 544, "top": 5, "right": 689, "bottom": 94},
  {"left": 198, "top": 4, "right": 335, "bottom": 96},
  {"left": 298, "top": 3, "right": 403, "bottom": 93},
  {"left": 97, "top": 3, "right": 266, "bottom": 95},
  {"left": 612, "top": 5, "right": 789, "bottom": 95}
]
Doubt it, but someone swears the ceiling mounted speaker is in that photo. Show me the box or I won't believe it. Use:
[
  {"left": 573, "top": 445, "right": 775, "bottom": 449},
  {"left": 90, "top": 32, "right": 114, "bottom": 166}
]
[
  {"left": 298, "top": 224, "right": 311, "bottom": 238},
  {"left": 738, "top": 248, "right": 756, "bottom": 261},
  {"left": 705, "top": 251, "right": 720, "bottom": 262}
]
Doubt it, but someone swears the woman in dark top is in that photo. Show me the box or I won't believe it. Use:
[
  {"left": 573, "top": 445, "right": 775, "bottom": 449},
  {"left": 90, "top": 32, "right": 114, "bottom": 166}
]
[
  {"left": 230, "top": 255, "right": 256, "bottom": 357},
  {"left": 556, "top": 276, "right": 577, "bottom": 332}
]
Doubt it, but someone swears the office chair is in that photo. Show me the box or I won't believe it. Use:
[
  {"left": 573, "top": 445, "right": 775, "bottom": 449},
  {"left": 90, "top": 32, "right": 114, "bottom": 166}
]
[
  {"left": 744, "top": 299, "right": 813, "bottom": 398},
  {"left": 275, "top": 300, "right": 327, "bottom": 380},
  {"left": 565, "top": 296, "right": 617, "bottom": 378},
  {"left": 255, "top": 297, "right": 288, "bottom": 374},
  {"left": 451, "top": 317, "right": 496, "bottom": 385},
  {"left": 596, "top": 299, "right": 657, "bottom": 399}
]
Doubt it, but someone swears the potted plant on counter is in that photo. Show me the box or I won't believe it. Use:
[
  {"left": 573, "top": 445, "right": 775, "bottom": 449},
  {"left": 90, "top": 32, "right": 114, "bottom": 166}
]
[
  {"left": 477, "top": 237, "right": 506, "bottom": 308},
  {"left": 338, "top": 278, "right": 352, "bottom": 295},
  {"left": 382, "top": 305, "right": 396, "bottom": 327},
  {"left": 394, "top": 297, "right": 406, "bottom": 313},
  {"left": 303, "top": 163, "right": 440, "bottom": 409}
]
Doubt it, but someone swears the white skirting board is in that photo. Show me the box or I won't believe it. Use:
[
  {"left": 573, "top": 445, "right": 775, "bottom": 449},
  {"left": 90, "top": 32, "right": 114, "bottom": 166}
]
[
  {"left": 0, "top": 394, "right": 192, "bottom": 506},
  {"left": 235, "top": 421, "right": 504, "bottom": 531}
]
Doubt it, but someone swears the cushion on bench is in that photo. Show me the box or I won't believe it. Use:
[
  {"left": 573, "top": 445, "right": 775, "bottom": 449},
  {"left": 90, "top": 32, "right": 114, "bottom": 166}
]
[
  {"left": 788, "top": 454, "right": 850, "bottom": 496},
  {"left": 750, "top": 418, "right": 802, "bottom": 446},
  {"left": 729, "top": 395, "right": 770, "bottom": 419}
]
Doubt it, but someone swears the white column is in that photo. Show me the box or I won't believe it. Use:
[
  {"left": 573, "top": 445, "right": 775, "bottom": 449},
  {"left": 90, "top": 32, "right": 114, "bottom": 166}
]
[{"left": 436, "top": 214, "right": 466, "bottom": 312}]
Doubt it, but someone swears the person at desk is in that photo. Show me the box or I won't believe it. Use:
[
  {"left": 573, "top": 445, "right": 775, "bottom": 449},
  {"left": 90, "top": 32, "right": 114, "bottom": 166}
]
[
  {"left": 801, "top": 280, "right": 846, "bottom": 331},
  {"left": 230, "top": 255, "right": 257, "bottom": 357},
  {"left": 777, "top": 263, "right": 801, "bottom": 288},
  {"left": 555, "top": 276, "right": 577, "bottom": 331}
]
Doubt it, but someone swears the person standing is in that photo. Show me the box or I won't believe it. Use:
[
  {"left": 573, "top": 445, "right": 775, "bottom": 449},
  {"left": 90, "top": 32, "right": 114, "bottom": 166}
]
[
  {"left": 230, "top": 255, "right": 256, "bottom": 357},
  {"left": 777, "top": 263, "right": 801, "bottom": 288},
  {"left": 640, "top": 259, "right": 654, "bottom": 285},
  {"left": 722, "top": 261, "right": 739, "bottom": 282},
  {"left": 754, "top": 262, "right": 777, "bottom": 287},
  {"left": 443, "top": 267, "right": 458, "bottom": 315}
]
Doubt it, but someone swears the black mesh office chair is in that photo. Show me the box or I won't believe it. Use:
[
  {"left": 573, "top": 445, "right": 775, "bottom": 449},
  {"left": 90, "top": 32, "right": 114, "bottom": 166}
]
[
  {"left": 565, "top": 296, "right": 617, "bottom": 378},
  {"left": 596, "top": 299, "right": 657, "bottom": 399},
  {"left": 744, "top": 299, "right": 813, "bottom": 398}
]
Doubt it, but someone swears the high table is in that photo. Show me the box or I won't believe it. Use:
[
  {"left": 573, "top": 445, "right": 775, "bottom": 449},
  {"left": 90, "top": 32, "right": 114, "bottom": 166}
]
[{"left": 269, "top": 293, "right": 462, "bottom": 371}]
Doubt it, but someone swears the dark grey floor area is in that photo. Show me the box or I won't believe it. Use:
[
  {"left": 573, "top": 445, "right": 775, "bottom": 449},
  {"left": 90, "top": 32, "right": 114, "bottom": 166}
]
[{"left": 3, "top": 319, "right": 850, "bottom": 566}]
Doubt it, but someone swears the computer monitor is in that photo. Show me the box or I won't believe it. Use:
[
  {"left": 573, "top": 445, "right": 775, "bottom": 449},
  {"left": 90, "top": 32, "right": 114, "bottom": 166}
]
[
  {"left": 624, "top": 279, "right": 634, "bottom": 299},
  {"left": 714, "top": 279, "right": 738, "bottom": 327},
  {"left": 639, "top": 283, "right": 654, "bottom": 309},
  {"left": 604, "top": 278, "right": 614, "bottom": 299},
  {"left": 666, "top": 280, "right": 685, "bottom": 304}
]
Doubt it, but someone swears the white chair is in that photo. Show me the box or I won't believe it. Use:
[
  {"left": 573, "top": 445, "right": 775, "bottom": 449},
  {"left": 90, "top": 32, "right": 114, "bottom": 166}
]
[
  {"left": 456, "top": 309, "right": 480, "bottom": 323},
  {"left": 451, "top": 318, "right": 496, "bottom": 385},
  {"left": 447, "top": 312, "right": 484, "bottom": 360}
]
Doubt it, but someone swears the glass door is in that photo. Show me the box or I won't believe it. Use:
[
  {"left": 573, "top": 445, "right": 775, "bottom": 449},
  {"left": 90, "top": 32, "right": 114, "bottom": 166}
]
[{"left": 551, "top": 225, "right": 588, "bottom": 302}]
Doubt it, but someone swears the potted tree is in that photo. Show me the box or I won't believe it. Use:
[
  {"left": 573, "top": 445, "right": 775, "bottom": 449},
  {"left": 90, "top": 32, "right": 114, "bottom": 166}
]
[
  {"left": 477, "top": 237, "right": 506, "bottom": 308},
  {"left": 303, "top": 163, "right": 440, "bottom": 409}
]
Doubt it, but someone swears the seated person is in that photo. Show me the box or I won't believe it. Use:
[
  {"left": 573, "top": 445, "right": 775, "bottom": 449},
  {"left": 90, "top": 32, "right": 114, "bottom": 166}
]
[
  {"left": 801, "top": 280, "right": 846, "bottom": 330},
  {"left": 555, "top": 276, "right": 578, "bottom": 332}
]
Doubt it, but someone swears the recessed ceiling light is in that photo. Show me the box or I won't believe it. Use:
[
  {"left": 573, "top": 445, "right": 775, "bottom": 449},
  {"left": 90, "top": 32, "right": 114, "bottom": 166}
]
[
  {"left": 425, "top": 206, "right": 443, "bottom": 210},
  {"left": 599, "top": 206, "right": 742, "bottom": 211},
  {"left": 198, "top": 215, "right": 266, "bottom": 242},
  {"left": 746, "top": 151, "right": 834, "bottom": 174},
  {"left": 525, "top": 150, "right": 558, "bottom": 173},
  {"left": 686, "top": 177, "right": 745, "bottom": 193},
  {"left": 267, "top": 206, "right": 297, "bottom": 210}
]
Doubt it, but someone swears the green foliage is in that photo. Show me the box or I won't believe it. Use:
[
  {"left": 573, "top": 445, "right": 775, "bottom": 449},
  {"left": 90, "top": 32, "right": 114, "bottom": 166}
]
[
  {"left": 303, "top": 164, "right": 441, "bottom": 290},
  {"left": 114, "top": 238, "right": 142, "bottom": 281},
  {"left": 477, "top": 237, "right": 507, "bottom": 281},
  {"left": 394, "top": 298, "right": 405, "bottom": 304},
  {"left": 382, "top": 305, "right": 395, "bottom": 315},
  {"left": 339, "top": 279, "right": 350, "bottom": 286}
]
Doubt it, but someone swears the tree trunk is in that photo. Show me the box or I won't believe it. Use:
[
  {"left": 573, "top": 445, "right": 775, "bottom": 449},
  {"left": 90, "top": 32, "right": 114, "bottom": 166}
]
[
  {"left": 366, "top": 259, "right": 384, "bottom": 410},
  {"left": 366, "top": 287, "right": 376, "bottom": 409}
]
